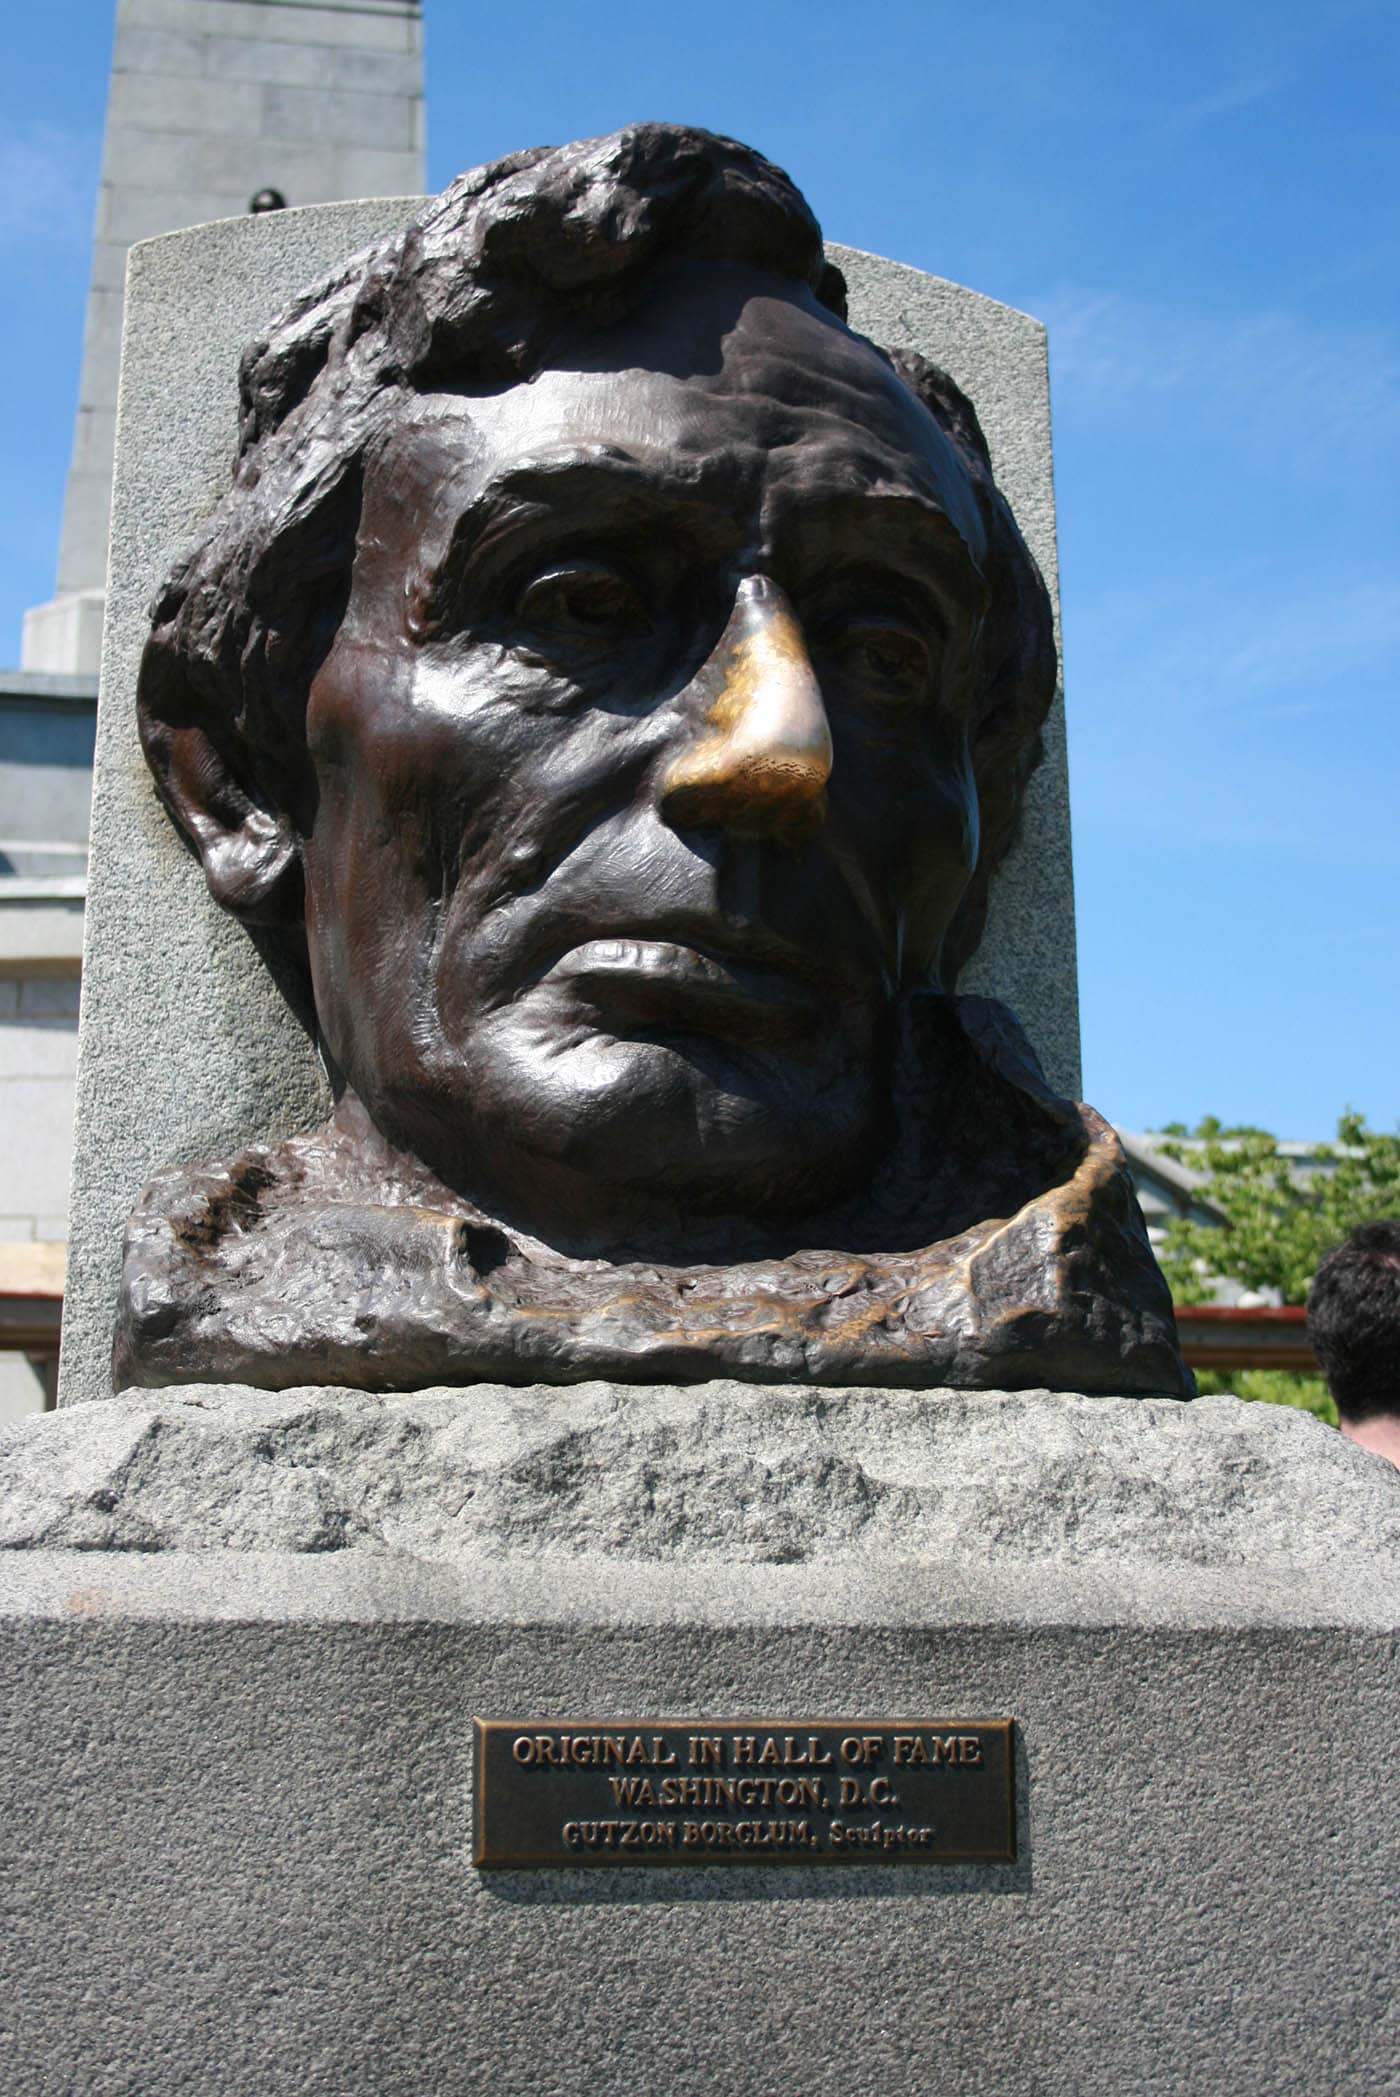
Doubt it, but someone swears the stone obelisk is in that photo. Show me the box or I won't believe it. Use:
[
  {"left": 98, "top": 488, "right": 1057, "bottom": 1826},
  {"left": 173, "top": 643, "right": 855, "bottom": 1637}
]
[{"left": 20, "top": 0, "right": 426, "bottom": 676}]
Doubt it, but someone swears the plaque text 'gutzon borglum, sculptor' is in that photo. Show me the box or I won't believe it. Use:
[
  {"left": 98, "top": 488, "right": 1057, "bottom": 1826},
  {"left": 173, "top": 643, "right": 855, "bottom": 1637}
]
[{"left": 473, "top": 1720, "right": 1015, "bottom": 1867}]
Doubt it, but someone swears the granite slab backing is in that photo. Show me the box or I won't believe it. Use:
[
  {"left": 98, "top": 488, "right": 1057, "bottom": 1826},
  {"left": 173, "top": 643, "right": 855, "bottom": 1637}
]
[{"left": 3, "top": 1390, "right": 1396, "bottom": 2092}]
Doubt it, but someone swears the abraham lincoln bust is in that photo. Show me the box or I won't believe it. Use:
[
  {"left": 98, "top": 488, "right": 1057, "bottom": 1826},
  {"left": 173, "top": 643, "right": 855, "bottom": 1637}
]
[{"left": 116, "top": 124, "right": 1189, "bottom": 1398}]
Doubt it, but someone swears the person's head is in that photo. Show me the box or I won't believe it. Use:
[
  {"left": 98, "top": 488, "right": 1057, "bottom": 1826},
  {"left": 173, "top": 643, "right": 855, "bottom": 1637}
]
[
  {"left": 1308, "top": 1220, "right": 1400, "bottom": 1428},
  {"left": 137, "top": 124, "right": 1056, "bottom": 1239}
]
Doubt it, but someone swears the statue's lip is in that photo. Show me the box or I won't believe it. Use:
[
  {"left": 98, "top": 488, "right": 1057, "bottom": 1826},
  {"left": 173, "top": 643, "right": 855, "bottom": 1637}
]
[{"left": 541, "top": 924, "right": 868, "bottom": 1005}]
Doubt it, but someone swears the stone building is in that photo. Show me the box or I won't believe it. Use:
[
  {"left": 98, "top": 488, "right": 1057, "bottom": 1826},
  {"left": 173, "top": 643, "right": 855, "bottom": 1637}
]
[{"left": 1, "top": 0, "right": 426, "bottom": 1418}]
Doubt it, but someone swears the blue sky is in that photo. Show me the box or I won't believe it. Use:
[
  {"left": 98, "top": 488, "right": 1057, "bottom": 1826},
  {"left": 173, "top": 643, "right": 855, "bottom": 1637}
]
[{"left": 2, "top": 0, "right": 1396, "bottom": 1139}]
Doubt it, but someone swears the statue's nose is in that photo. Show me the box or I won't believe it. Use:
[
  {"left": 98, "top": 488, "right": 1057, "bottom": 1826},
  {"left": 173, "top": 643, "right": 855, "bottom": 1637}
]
[{"left": 659, "top": 576, "right": 833, "bottom": 839}]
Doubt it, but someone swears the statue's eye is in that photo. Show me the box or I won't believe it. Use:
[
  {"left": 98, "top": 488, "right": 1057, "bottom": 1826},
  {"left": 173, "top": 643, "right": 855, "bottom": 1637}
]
[
  {"left": 828, "top": 616, "right": 930, "bottom": 697},
  {"left": 514, "top": 561, "right": 650, "bottom": 639}
]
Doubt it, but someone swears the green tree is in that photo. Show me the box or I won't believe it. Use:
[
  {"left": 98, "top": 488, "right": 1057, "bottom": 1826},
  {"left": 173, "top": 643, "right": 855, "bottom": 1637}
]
[
  {"left": 1153, "top": 1112, "right": 1400, "bottom": 1427},
  {"left": 1155, "top": 1112, "right": 1400, "bottom": 1306},
  {"left": 1190, "top": 1367, "right": 1336, "bottom": 1425}
]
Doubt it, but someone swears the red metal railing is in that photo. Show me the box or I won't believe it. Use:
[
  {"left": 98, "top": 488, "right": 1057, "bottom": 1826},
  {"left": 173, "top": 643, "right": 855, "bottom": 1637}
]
[{"left": 1173, "top": 1304, "right": 1317, "bottom": 1373}]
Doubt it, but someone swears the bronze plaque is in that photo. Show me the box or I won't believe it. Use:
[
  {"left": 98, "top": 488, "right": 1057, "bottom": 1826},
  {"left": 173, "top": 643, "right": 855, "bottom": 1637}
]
[{"left": 474, "top": 1718, "right": 1014, "bottom": 1867}]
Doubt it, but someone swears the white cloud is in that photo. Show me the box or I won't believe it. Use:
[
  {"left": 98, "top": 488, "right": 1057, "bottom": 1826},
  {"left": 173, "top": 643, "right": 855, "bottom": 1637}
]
[
  {"left": 1038, "top": 284, "right": 1400, "bottom": 471},
  {"left": 1163, "top": 0, "right": 1395, "bottom": 131},
  {"left": 1212, "top": 576, "right": 1400, "bottom": 697},
  {"left": 1168, "top": 67, "right": 1291, "bottom": 130},
  {"left": 1074, "top": 569, "right": 1400, "bottom": 713},
  {"left": 0, "top": 126, "right": 96, "bottom": 247}
]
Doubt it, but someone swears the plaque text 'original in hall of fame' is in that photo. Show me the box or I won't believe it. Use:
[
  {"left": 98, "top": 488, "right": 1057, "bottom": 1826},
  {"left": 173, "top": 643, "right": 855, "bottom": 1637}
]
[{"left": 474, "top": 1719, "right": 1015, "bottom": 1868}]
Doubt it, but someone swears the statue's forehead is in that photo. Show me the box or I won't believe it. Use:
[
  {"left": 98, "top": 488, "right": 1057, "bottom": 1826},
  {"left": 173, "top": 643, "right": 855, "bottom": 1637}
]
[{"left": 379, "top": 287, "right": 986, "bottom": 559}]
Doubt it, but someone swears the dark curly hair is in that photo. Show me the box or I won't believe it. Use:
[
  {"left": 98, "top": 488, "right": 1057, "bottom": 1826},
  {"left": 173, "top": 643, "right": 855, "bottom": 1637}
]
[
  {"left": 138, "top": 122, "right": 1056, "bottom": 987},
  {"left": 1307, "top": 1219, "right": 1400, "bottom": 1422}
]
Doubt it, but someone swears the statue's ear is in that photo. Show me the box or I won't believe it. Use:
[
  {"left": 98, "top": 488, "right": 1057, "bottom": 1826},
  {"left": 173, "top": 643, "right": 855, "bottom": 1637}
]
[{"left": 136, "top": 634, "right": 304, "bottom": 926}]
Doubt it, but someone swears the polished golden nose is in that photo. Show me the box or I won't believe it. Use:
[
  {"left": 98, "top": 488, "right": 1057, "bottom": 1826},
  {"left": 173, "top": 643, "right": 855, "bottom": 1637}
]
[{"left": 659, "top": 577, "right": 833, "bottom": 838}]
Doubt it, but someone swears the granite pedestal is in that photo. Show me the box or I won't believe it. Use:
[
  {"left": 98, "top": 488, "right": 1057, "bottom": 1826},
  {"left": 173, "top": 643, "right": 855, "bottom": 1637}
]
[{"left": 2, "top": 1386, "right": 1398, "bottom": 2094}]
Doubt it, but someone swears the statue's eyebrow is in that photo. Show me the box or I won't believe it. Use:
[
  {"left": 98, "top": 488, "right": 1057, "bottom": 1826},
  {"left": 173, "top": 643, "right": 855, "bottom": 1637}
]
[
  {"left": 766, "top": 483, "right": 989, "bottom": 614},
  {"left": 424, "top": 447, "right": 734, "bottom": 579}
]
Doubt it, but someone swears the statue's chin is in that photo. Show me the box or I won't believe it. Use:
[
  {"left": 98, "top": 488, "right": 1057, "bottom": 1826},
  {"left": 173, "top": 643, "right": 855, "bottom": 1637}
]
[{"left": 371, "top": 1025, "right": 885, "bottom": 1236}]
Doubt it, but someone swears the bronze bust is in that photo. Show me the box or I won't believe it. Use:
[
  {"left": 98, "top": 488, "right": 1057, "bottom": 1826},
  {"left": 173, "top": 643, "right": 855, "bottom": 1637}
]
[{"left": 118, "top": 125, "right": 1190, "bottom": 1398}]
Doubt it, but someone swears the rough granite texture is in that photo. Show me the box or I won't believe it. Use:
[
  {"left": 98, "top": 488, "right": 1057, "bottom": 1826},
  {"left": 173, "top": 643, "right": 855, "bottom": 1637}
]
[
  {"left": 1, "top": 1398, "right": 1397, "bottom": 2094},
  {"left": 3, "top": 1385, "right": 1397, "bottom": 1575},
  {"left": 836, "top": 246, "right": 1078, "bottom": 1080},
  {"left": 61, "top": 209, "right": 1079, "bottom": 1409}
]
